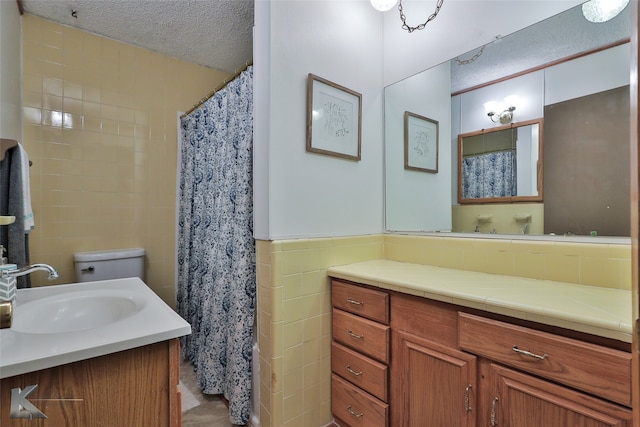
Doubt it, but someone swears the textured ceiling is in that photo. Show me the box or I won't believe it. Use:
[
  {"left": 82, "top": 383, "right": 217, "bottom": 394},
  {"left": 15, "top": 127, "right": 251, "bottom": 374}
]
[
  {"left": 450, "top": 3, "right": 630, "bottom": 93},
  {"left": 20, "top": 0, "right": 254, "bottom": 74}
]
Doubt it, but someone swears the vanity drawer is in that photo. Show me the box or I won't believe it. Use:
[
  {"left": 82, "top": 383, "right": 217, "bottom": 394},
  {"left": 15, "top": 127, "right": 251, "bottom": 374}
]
[
  {"left": 332, "top": 341, "right": 388, "bottom": 402},
  {"left": 332, "top": 373, "right": 388, "bottom": 427},
  {"left": 458, "top": 312, "right": 631, "bottom": 406},
  {"left": 332, "top": 280, "right": 389, "bottom": 324},
  {"left": 333, "top": 309, "right": 390, "bottom": 364}
]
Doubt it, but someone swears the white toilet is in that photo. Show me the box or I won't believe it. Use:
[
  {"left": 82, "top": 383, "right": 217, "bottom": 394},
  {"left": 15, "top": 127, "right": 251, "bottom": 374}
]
[{"left": 73, "top": 248, "right": 146, "bottom": 282}]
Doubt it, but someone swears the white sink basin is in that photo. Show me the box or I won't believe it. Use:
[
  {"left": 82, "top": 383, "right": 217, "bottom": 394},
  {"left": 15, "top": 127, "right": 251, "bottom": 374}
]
[
  {"left": 12, "top": 289, "right": 143, "bottom": 334},
  {"left": 0, "top": 278, "right": 191, "bottom": 379}
]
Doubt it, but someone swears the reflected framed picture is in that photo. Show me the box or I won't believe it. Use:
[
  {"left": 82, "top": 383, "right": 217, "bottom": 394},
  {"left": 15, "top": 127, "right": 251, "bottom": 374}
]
[
  {"left": 306, "top": 73, "right": 362, "bottom": 161},
  {"left": 404, "top": 111, "right": 439, "bottom": 173}
]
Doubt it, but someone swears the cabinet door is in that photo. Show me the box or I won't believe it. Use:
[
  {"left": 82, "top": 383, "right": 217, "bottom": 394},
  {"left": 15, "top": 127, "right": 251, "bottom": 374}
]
[
  {"left": 490, "top": 363, "right": 632, "bottom": 427},
  {"left": 392, "top": 330, "right": 477, "bottom": 427}
]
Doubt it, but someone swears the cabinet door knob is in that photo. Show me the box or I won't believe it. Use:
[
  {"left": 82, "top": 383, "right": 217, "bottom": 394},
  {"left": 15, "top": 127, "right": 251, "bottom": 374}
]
[
  {"left": 464, "top": 384, "right": 472, "bottom": 412},
  {"left": 346, "top": 365, "right": 363, "bottom": 376},
  {"left": 346, "top": 405, "right": 363, "bottom": 418},
  {"left": 347, "top": 330, "right": 364, "bottom": 340},
  {"left": 490, "top": 397, "right": 499, "bottom": 426},
  {"left": 512, "top": 345, "right": 548, "bottom": 360}
]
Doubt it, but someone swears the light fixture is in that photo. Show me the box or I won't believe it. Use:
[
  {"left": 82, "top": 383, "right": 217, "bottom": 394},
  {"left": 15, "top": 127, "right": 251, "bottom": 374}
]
[
  {"left": 370, "top": 0, "right": 445, "bottom": 33},
  {"left": 484, "top": 96, "right": 518, "bottom": 124},
  {"left": 582, "top": 0, "right": 628, "bottom": 23},
  {"left": 370, "top": 0, "right": 398, "bottom": 12}
]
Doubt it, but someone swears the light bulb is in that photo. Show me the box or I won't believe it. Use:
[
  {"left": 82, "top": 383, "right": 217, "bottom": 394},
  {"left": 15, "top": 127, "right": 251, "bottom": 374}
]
[
  {"left": 483, "top": 101, "right": 498, "bottom": 115},
  {"left": 370, "top": 0, "right": 398, "bottom": 12},
  {"left": 582, "top": 0, "right": 629, "bottom": 23}
]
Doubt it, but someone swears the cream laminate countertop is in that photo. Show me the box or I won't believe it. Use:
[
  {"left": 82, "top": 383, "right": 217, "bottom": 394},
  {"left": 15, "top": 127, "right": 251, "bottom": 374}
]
[{"left": 328, "top": 260, "right": 632, "bottom": 343}]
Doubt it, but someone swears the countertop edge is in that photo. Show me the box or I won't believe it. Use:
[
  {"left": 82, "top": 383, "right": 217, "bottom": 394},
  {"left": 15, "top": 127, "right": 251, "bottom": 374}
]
[{"left": 0, "top": 327, "right": 190, "bottom": 379}]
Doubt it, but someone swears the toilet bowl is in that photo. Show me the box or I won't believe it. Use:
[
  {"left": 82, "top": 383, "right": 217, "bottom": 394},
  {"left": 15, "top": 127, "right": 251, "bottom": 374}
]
[{"left": 73, "top": 248, "right": 145, "bottom": 282}]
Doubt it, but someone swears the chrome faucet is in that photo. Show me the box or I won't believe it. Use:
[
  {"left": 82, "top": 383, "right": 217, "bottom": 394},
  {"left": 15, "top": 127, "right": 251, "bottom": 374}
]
[
  {"left": 0, "top": 263, "right": 58, "bottom": 329},
  {"left": 1, "top": 263, "right": 59, "bottom": 280}
]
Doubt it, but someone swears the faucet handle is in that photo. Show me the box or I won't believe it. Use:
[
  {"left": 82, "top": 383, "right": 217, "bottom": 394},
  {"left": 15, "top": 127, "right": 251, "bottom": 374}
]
[{"left": 0, "top": 301, "right": 12, "bottom": 329}]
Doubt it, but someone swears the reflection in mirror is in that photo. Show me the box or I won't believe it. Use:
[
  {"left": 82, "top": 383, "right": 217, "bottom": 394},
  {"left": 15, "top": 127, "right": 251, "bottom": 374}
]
[
  {"left": 458, "top": 120, "right": 542, "bottom": 204},
  {"left": 384, "top": 2, "right": 630, "bottom": 237}
]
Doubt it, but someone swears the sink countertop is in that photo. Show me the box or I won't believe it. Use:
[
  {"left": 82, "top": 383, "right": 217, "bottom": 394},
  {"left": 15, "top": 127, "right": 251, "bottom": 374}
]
[
  {"left": 0, "top": 278, "right": 191, "bottom": 379},
  {"left": 328, "top": 260, "right": 632, "bottom": 343}
]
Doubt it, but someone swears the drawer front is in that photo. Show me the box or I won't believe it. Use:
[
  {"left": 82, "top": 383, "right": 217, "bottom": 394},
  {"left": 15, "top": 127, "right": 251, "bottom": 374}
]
[
  {"left": 458, "top": 312, "right": 631, "bottom": 407},
  {"left": 332, "top": 280, "right": 389, "bottom": 324},
  {"left": 332, "top": 341, "right": 388, "bottom": 402},
  {"left": 333, "top": 309, "right": 390, "bottom": 364},
  {"left": 332, "top": 373, "right": 388, "bottom": 427}
]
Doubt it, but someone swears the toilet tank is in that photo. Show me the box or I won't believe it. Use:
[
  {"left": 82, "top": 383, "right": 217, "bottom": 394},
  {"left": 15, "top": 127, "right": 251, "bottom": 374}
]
[{"left": 73, "top": 248, "right": 145, "bottom": 282}]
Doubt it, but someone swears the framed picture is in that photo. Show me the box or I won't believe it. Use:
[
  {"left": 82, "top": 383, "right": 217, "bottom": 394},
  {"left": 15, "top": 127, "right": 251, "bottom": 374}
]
[
  {"left": 306, "top": 73, "right": 362, "bottom": 161},
  {"left": 404, "top": 111, "right": 439, "bottom": 173}
]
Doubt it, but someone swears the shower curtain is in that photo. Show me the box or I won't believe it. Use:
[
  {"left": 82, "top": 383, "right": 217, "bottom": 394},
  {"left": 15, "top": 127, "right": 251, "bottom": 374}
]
[
  {"left": 177, "top": 66, "right": 255, "bottom": 425},
  {"left": 462, "top": 151, "right": 516, "bottom": 199}
]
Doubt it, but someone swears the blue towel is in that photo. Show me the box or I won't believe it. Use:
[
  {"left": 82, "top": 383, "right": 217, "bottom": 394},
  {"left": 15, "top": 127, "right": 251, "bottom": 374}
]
[{"left": 0, "top": 146, "right": 31, "bottom": 288}]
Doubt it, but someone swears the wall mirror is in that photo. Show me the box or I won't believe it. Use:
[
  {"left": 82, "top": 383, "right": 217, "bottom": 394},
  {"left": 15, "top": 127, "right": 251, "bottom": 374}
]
[
  {"left": 458, "top": 119, "right": 542, "bottom": 204},
  {"left": 384, "top": 1, "right": 630, "bottom": 238}
]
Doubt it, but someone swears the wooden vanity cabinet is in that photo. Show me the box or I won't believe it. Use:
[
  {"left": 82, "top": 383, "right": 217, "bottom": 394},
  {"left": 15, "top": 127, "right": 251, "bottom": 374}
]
[
  {"left": 488, "top": 363, "right": 632, "bottom": 427},
  {"left": 390, "top": 292, "right": 477, "bottom": 427},
  {"left": 331, "top": 280, "right": 390, "bottom": 427},
  {"left": 332, "top": 280, "right": 632, "bottom": 427},
  {"left": 0, "top": 338, "right": 182, "bottom": 427},
  {"left": 459, "top": 312, "right": 632, "bottom": 427},
  {"left": 393, "top": 329, "right": 477, "bottom": 427}
]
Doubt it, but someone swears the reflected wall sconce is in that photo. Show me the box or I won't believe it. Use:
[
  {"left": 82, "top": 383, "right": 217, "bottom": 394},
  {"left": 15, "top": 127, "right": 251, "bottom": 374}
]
[
  {"left": 483, "top": 96, "right": 518, "bottom": 124},
  {"left": 370, "top": 0, "right": 444, "bottom": 33},
  {"left": 582, "top": 0, "right": 628, "bottom": 23}
]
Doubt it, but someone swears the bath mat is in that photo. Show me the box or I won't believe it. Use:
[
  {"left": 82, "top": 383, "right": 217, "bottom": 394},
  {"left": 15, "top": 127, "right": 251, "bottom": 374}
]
[{"left": 179, "top": 380, "right": 200, "bottom": 413}]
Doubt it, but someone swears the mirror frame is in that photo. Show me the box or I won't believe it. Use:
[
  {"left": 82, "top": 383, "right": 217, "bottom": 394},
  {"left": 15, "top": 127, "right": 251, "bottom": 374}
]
[{"left": 457, "top": 118, "right": 543, "bottom": 205}]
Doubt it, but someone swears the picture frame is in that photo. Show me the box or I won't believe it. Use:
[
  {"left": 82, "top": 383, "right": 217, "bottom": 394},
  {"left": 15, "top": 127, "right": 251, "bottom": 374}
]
[
  {"left": 306, "top": 73, "right": 362, "bottom": 161},
  {"left": 404, "top": 111, "right": 439, "bottom": 173}
]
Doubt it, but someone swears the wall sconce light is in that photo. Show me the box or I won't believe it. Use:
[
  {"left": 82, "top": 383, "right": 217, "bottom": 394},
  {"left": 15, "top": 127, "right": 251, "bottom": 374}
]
[
  {"left": 483, "top": 95, "right": 518, "bottom": 124},
  {"left": 582, "top": 0, "right": 628, "bottom": 23},
  {"left": 370, "top": 0, "right": 444, "bottom": 33}
]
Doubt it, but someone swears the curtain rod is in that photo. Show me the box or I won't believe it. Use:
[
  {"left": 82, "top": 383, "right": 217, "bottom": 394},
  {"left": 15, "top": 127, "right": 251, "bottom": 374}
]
[
  {"left": 182, "top": 61, "right": 253, "bottom": 118},
  {"left": 463, "top": 147, "right": 514, "bottom": 157}
]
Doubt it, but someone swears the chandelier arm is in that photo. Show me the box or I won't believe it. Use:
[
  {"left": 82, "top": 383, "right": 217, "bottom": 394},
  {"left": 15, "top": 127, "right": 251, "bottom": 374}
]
[{"left": 398, "top": 0, "right": 445, "bottom": 33}]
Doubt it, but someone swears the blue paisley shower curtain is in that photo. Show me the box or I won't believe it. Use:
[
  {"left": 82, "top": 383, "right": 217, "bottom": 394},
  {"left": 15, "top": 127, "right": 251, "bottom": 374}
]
[
  {"left": 177, "top": 66, "right": 255, "bottom": 425},
  {"left": 462, "top": 151, "right": 516, "bottom": 199}
]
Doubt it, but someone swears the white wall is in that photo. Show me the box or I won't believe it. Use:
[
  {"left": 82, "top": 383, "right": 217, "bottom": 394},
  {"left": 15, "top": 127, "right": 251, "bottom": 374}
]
[
  {"left": 253, "top": 0, "right": 385, "bottom": 239},
  {"left": 0, "top": 0, "right": 22, "bottom": 141}
]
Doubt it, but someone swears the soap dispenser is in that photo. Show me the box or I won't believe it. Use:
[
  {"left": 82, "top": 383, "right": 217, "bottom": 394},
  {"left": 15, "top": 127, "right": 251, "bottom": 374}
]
[
  {"left": 0, "top": 219, "right": 17, "bottom": 328},
  {"left": 0, "top": 245, "right": 17, "bottom": 305},
  {"left": 0, "top": 245, "right": 16, "bottom": 273}
]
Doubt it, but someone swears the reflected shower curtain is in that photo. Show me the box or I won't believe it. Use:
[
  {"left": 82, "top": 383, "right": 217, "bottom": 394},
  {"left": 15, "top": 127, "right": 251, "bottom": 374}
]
[
  {"left": 462, "top": 151, "right": 515, "bottom": 198},
  {"left": 177, "top": 66, "right": 254, "bottom": 425}
]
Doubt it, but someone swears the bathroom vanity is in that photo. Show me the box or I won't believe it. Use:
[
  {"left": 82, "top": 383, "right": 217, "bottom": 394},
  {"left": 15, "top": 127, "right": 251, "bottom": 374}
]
[
  {"left": 329, "top": 260, "right": 632, "bottom": 427},
  {"left": 0, "top": 278, "right": 191, "bottom": 426}
]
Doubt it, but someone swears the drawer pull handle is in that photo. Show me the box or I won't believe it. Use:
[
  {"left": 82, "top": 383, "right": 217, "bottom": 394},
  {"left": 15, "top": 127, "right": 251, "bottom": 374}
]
[
  {"left": 347, "top": 330, "right": 364, "bottom": 340},
  {"left": 490, "top": 397, "right": 499, "bottom": 426},
  {"left": 347, "top": 298, "right": 364, "bottom": 306},
  {"left": 464, "top": 384, "right": 472, "bottom": 412},
  {"left": 346, "top": 365, "right": 363, "bottom": 376},
  {"left": 347, "top": 405, "right": 363, "bottom": 418},
  {"left": 512, "top": 345, "right": 548, "bottom": 360}
]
